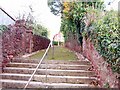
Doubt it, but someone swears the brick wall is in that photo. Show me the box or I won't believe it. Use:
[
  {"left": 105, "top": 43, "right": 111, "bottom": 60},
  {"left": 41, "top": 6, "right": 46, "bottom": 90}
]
[{"left": 82, "top": 37, "right": 119, "bottom": 88}]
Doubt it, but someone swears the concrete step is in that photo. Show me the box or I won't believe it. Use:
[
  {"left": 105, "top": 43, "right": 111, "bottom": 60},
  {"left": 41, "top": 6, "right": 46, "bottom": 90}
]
[
  {"left": 1, "top": 79, "right": 93, "bottom": 88},
  {"left": 6, "top": 62, "right": 91, "bottom": 70},
  {"left": 12, "top": 59, "right": 91, "bottom": 65},
  {"left": 3, "top": 67, "right": 96, "bottom": 77},
  {"left": 1, "top": 73, "right": 97, "bottom": 84}
]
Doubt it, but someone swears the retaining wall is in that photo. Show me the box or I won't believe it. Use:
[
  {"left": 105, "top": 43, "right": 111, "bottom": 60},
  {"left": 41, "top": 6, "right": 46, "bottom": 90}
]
[
  {"left": 65, "top": 35, "right": 82, "bottom": 52},
  {"left": 33, "top": 35, "right": 50, "bottom": 52},
  {"left": 1, "top": 20, "right": 50, "bottom": 68},
  {"left": 65, "top": 37, "right": 119, "bottom": 88},
  {"left": 0, "top": 34, "right": 2, "bottom": 72},
  {"left": 82, "top": 37, "right": 119, "bottom": 88}
]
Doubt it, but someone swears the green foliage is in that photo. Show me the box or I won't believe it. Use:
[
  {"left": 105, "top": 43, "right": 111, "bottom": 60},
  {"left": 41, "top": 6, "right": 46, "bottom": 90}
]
[
  {"left": 29, "top": 46, "right": 78, "bottom": 60},
  {"left": 47, "top": 0, "right": 62, "bottom": 16},
  {"left": 48, "top": 0, "right": 104, "bottom": 43},
  {"left": 33, "top": 24, "right": 48, "bottom": 37},
  {"left": 60, "top": 1, "right": 104, "bottom": 43},
  {"left": 0, "top": 25, "right": 8, "bottom": 34},
  {"left": 60, "top": 18, "right": 76, "bottom": 41},
  {"left": 104, "top": 82, "right": 110, "bottom": 88},
  {"left": 53, "top": 41, "right": 63, "bottom": 45},
  {"left": 90, "top": 10, "right": 120, "bottom": 73}
]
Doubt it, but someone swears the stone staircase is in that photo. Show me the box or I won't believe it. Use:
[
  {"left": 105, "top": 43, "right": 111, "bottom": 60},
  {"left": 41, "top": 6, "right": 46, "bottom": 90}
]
[{"left": 0, "top": 58, "right": 99, "bottom": 88}]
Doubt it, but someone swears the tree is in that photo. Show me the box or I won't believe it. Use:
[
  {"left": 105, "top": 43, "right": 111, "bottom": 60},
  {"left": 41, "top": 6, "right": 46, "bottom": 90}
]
[
  {"left": 48, "top": 0, "right": 104, "bottom": 46},
  {"left": 47, "top": 0, "right": 63, "bottom": 16},
  {"left": 33, "top": 24, "right": 48, "bottom": 37}
]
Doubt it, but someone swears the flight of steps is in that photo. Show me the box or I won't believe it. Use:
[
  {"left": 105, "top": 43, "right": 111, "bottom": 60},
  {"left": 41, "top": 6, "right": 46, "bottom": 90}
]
[{"left": 0, "top": 58, "right": 99, "bottom": 88}]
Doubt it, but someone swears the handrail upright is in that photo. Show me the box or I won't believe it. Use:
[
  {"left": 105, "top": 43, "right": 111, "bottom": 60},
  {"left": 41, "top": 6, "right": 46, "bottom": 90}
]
[{"left": 24, "top": 41, "right": 52, "bottom": 89}]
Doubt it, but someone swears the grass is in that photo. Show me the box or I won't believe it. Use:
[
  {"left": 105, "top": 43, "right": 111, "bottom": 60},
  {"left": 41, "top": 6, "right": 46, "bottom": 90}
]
[{"left": 29, "top": 46, "right": 78, "bottom": 60}]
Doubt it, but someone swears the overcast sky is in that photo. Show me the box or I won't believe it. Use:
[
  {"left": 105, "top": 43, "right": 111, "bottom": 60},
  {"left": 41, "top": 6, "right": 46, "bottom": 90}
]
[{"left": 0, "top": 0, "right": 119, "bottom": 39}]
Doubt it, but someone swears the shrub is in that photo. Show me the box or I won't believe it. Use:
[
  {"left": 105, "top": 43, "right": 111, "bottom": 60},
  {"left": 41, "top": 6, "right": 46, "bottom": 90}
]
[{"left": 90, "top": 10, "right": 120, "bottom": 73}]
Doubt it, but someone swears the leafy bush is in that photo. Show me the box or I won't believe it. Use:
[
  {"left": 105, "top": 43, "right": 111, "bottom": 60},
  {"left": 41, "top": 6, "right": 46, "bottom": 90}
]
[
  {"left": 90, "top": 10, "right": 120, "bottom": 73},
  {"left": 53, "top": 41, "right": 63, "bottom": 45}
]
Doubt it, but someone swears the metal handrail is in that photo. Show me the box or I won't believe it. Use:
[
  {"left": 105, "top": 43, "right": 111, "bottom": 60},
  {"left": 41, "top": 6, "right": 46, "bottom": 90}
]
[
  {"left": 24, "top": 41, "right": 52, "bottom": 89},
  {"left": 0, "top": 7, "right": 16, "bottom": 21}
]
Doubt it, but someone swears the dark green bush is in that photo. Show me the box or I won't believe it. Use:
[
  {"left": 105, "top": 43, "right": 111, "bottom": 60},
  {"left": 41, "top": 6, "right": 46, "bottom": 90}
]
[
  {"left": 90, "top": 10, "right": 120, "bottom": 73},
  {"left": 53, "top": 41, "right": 63, "bottom": 46}
]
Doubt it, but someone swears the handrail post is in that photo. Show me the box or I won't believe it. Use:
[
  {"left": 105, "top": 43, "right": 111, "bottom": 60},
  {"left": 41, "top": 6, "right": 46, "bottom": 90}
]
[
  {"left": 52, "top": 36, "right": 55, "bottom": 59},
  {"left": 45, "top": 53, "right": 48, "bottom": 83},
  {"left": 23, "top": 41, "right": 52, "bottom": 89},
  {"left": 45, "top": 55, "right": 48, "bottom": 83}
]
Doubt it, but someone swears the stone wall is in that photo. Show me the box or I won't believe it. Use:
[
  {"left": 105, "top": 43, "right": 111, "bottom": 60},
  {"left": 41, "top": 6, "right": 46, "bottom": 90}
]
[
  {"left": 82, "top": 37, "right": 119, "bottom": 88},
  {"left": 65, "top": 34, "right": 82, "bottom": 52},
  {"left": 2, "top": 20, "right": 30, "bottom": 67},
  {"left": 33, "top": 35, "right": 50, "bottom": 52},
  {"left": 65, "top": 41, "right": 81, "bottom": 53},
  {"left": 0, "top": 34, "right": 2, "bottom": 88},
  {"left": 1, "top": 20, "right": 50, "bottom": 68},
  {"left": 0, "top": 34, "right": 2, "bottom": 70}
]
